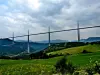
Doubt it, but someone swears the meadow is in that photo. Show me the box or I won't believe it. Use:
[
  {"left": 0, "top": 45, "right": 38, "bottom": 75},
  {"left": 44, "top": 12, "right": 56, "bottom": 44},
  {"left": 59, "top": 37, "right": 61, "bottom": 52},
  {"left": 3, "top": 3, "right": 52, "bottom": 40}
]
[
  {"left": 0, "top": 52, "right": 100, "bottom": 75},
  {"left": 48, "top": 44, "right": 100, "bottom": 55},
  {"left": 0, "top": 44, "right": 100, "bottom": 75}
]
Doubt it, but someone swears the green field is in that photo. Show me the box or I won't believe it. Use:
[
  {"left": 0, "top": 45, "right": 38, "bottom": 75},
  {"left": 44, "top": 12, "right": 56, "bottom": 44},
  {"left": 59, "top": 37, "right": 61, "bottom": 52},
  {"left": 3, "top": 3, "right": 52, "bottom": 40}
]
[
  {"left": 0, "top": 57, "right": 62, "bottom": 75},
  {"left": 48, "top": 44, "right": 100, "bottom": 55},
  {"left": 68, "top": 52, "right": 100, "bottom": 67},
  {"left": 0, "top": 52, "right": 100, "bottom": 75},
  {"left": 0, "top": 44, "right": 100, "bottom": 75}
]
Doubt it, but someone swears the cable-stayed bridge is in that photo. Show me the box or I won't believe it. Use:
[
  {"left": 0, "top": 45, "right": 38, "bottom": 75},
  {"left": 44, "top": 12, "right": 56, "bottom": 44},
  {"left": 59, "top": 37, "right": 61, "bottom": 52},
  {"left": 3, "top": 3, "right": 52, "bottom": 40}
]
[{"left": 0, "top": 25, "right": 100, "bottom": 56}]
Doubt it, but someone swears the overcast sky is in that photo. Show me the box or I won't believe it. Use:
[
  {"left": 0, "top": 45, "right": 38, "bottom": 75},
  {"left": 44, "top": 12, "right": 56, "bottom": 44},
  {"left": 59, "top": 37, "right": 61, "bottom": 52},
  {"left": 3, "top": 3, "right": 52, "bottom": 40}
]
[{"left": 0, "top": 0, "right": 100, "bottom": 41}]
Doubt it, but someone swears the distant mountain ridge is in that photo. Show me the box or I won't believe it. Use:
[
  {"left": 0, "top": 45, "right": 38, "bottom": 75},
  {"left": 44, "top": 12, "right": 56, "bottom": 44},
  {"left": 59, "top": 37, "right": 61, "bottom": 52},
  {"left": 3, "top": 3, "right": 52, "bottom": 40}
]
[
  {"left": 80, "top": 37, "right": 100, "bottom": 42},
  {"left": 0, "top": 38, "right": 48, "bottom": 56},
  {"left": 38, "top": 39, "right": 68, "bottom": 43},
  {"left": 0, "top": 37, "right": 100, "bottom": 56},
  {"left": 38, "top": 37, "right": 100, "bottom": 43}
]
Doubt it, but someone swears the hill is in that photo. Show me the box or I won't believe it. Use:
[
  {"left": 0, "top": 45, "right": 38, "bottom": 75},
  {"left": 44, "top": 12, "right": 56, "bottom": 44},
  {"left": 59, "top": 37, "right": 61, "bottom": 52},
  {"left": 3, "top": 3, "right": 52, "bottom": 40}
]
[
  {"left": 80, "top": 37, "right": 100, "bottom": 42},
  {"left": 37, "top": 37, "right": 100, "bottom": 43},
  {"left": 0, "top": 38, "right": 48, "bottom": 56},
  {"left": 48, "top": 44, "right": 100, "bottom": 55},
  {"left": 85, "top": 37, "right": 100, "bottom": 42},
  {"left": 0, "top": 51, "right": 100, "bottom": 74},
  {"left": 0, "top": 37, "right": 100, "bottom": 56}
]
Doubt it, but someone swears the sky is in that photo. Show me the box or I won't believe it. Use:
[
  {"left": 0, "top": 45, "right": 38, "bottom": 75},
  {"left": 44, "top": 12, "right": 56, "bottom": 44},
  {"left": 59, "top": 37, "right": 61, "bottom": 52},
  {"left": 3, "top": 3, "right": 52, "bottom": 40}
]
[{"left": 0, "top": 0, "right": 100, "bottom": 41}]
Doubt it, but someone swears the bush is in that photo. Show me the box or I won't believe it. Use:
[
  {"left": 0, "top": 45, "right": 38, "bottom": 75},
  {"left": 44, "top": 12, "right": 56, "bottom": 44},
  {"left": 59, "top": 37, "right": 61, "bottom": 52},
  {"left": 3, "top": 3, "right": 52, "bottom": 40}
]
[
  {"left": 67, "top": 62, "right": 76, "bottom": 74},
  {"left": 94, "top": 62, "right": 100, "bottom": 74},
  {"left": 54, "top": 56, "right": 76, "bottom": 75},
  {"left": 86, "top": 67, "right": 94, "bottom": 75},
  {"left": 82, "top": 50, "right": 91, "bottom": 54},
  {"left": 73, "top": 71, "right": 79, "bottom": 75},
  {"left": 64, "top": 53, "right": 70, "bottom": 56},
  {"left": 85, "top": 62, "right": 100, "bottom": 75},
  {"left": 29, "top": 51, "right": 48, "bottom": 59},
  {"left": 54, "top": 56, "right": 67, "bottom": 74},
  {"left": 0, "top": 55, "right": 11, "bottom": 59}
]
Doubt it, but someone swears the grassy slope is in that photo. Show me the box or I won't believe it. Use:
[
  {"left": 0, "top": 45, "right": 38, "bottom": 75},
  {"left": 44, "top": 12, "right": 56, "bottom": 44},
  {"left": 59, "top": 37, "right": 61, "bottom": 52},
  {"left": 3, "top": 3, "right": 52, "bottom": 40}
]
[
  {"left": 48, "top": 44, "right": 100, "bottom": 55},
  {"left": 0, "top": 52, "right": 100, "bottom": 74},
  {"left": 0, "top": 44, "right": 100, "bottom": 74},
  {"left": 68, "top": 52, "right": 100, "bottom": 67},
  {"left": 0, "top": 57, "right": 62, "bottom": 75}
]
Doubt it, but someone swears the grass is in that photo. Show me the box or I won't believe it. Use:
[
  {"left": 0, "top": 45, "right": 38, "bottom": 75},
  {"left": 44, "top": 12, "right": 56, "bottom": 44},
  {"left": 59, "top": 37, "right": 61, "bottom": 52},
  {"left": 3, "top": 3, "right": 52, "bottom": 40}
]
[
  {"left": 0, "top": 52, "right": 100, "bottom": 75},
  {"left": 48, "top": 44, "right": 100, "bottom": 55},
  {"left": 68, "top": 52, "right": 100, "bottom": 67},
  {"left": 0, "top": 57, "right": 62, "bottom": 75},
  {"left": 0, "top": 44, "right": 100, "bottom": 75}
]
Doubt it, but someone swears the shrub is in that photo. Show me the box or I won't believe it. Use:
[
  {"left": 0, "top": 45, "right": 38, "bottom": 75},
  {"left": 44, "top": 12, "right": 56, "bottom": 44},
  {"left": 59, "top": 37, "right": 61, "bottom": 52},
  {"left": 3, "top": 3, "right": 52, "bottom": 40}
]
[
  {"left": 0, "top": 55, "right": 11, "bottom": 59},
  {"left": 67, "top": 62, "right": 76, "bottom": 74},
  {"left": 82, "top": 50, "right": 91, "bottom": 54},
  {"left": 86, "top": 67, "right": 94, "bottom": 75},
  {"left": 54, "top": 56, "right": 76, "bottom": 75},
  {"left": 54, "top": 56, "right": 67, "bottom": 74},
  {"left": 64, "top": 53, "right": 70, "bottom": 56},
  {"left": 73, "top": 71, "right": 79, "bottom": 75},
  {"left": 94, "top": 62, "right": 100, "bottom": 74}
]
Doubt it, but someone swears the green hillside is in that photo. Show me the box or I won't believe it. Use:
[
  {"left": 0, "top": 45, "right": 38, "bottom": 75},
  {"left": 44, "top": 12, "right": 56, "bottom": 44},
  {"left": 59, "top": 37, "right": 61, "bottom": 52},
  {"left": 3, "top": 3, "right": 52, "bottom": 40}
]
[
  {"left": 0, "top": 44, "right": 100, "bottom": 74},
  {"left": 0, "top": 52, "right": 100, "bottom": 75},
  {"left": 0, "top": 57, "right": 62, "bottom": 75},
  {"left": 48, "top": 44, "right": 100, "bottom": 55},
  {"left": 68, "top": 52, "right": 100, "bottom": 67}
]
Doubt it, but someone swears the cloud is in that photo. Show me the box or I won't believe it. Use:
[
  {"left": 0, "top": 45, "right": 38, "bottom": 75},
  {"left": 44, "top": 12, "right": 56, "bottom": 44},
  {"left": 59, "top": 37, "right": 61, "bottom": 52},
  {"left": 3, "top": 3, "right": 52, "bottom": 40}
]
[{"left": 0, "top": 0, "right": 100, "bottom": 41}]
